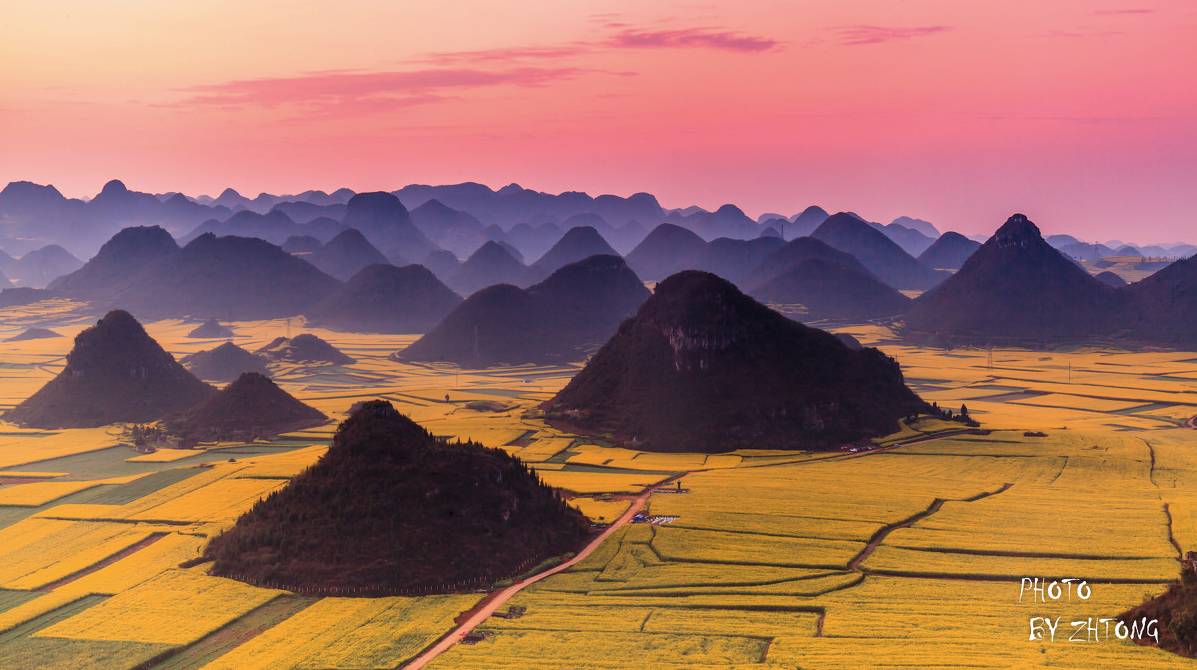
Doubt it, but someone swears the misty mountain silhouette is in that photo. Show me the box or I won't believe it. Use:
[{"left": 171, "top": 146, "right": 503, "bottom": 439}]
[
  {"left": 746, "top": 236, "right": 873, "bottom": 288},
  {"left": 6, "top": 310, "right": 215, "bottom": 428},
  {"left": 307, "top": 228, "right": 389, "bottom": 281},
  {"left": 399, "top": 254, "right": 648, "bottom": 366},
  {"left": 917, "top": 231, "right": 981, "bottom": 271},
  {"left": 625, "top": 223, "right": 708, "bottom": 281},
  {"left": 1095, "top": 270, "right": 1128, "bottom": 288},
  {"left": 306, "top": 263, "right": 462, "bottom": 333},
  {"left": 890, "top": 216, "right": 940, "bottom": 238},
  {"left": 256, "top": 334, "right": 355, "bottom": 365},
  {"left": 183, "top": 209, "right": 343, "bottom": 247},
  {"left": 282, "top": 235, "right": 323, "bottom": 254},
  {"left": 182, "top": 341, "right": 270, "bottom": 382},
  {"left": 872, "top": 221, "right": 937, "bottom": 256},
  {"left": 531, "top": 225, "right": 619, "bottom": 277},
  {"left": 787, "top": 205, "right": 830, "bottom": 239},
  {"left": 186, "top": 318, "right": 234, "bottom": 339},
  {"left": 165, "top": 372, "right": 325, "bottom": 443},
  {"left": 812, "top": 213, "right": 947, "bottom": 290},
  {"left": 448, "top": 240, "right": 530, "bottom": 296},
  {"left": 342, "top": 192, "right": 438, "bottom": 264},
  {"left": 112, "top": 234, "right": 341, "bottom": 320},
  {"left": 1, "top": 245, "right": 82, "bottom": 288},
  {"left": 693, "top": 237, "right": 784, "bottom": 286},
  {"left": 5, "top": 327, "right": 61, "bottom": 342},
  {"left": 1124, "top": 254, "right": 1197, "bottom": 347},
  {"left": 905, "top": 214, "right": 1119, "bottom": 345},
  {"left": 49, "top": 226, "right": 180, "bottom": 300},
  {"left": 751, "top": 258, "right": 912, "bottom": 322},
  {"left": 409, "top": 198, "right": 487, "bottom": 258}
]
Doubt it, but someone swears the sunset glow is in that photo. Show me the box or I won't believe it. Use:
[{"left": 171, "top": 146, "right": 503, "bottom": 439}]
[{"left": 2, "top": 1, "right": 1195, "bottom": 239}]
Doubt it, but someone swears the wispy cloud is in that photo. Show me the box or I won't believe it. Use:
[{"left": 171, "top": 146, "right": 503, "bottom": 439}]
[
  {"left": 1045, "top": 29, "right": 1124, "bottom": 38},
  {"left": 177, "top": 19, "right": 778, "bottom": 115},
  {"left": 422, "top": 44, "right": 591, "bottom": 65},
  {"left": 832, "top": 25, "right": 951, "bottom": 46},
  {"left": 1094, "top": 8, "right": 1155, "bottom": 15},
  {"left": 423, "top": 23, "right": 780, "bottom": 63},
  {"left": 605, "top": 26, "right": 779, "bottom": 52},
  {"left": 979, "top": 113, "right": 1163, "bottom": 124},
  {"left": 178, "top": 67, "right": 585, "bottom": 111}
]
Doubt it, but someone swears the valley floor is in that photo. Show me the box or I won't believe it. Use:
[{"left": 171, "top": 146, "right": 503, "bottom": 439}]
[{"left": 0, "top": 309, "right": 1194, "bottom": 668}]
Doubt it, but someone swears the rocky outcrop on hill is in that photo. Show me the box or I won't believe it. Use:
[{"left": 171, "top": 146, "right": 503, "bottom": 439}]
[{"left": 543, "top": 271, "right": 927, "bottom": 452}]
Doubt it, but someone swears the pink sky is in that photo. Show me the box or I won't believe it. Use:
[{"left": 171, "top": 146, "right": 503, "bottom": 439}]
[{"left": 2, "top": 1, "right": 1195, "bottom": 241}]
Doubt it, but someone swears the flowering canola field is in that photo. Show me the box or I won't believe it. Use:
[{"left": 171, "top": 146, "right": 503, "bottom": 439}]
[{"left": 0, "top": 314, "right": 1194, "bottom": 668}]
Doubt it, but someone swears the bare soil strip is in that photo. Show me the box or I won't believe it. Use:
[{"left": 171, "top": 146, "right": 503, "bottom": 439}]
[
  {"left": 400, "top": 428, "right": 993, "bottom": 668},
  {"left": 848, "top": 483, "right": 1013, "bottom": 572},
  {"left": 401, "top": 473, "right": 681, "bottom": 670},
  {"left": 40, "top": 532, "right": 167, "bottom": 591},
  {"left": 1164, "top": 503, "right": 1183, "bottom": 560}
]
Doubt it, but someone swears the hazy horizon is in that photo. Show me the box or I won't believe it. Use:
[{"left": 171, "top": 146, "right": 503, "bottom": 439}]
[{"left": 3, "top": 1, "right": 1195, "bottom": 240}]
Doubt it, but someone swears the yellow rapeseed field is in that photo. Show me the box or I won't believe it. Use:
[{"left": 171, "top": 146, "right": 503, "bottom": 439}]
[
  {"left": 201, "top": 594, "right": 479, "bottom": 669},
  {"left": 1, "top": 315, "right": 1196, "bottom": 668},
  {"left": 570, "top": 497, "right": 631, "bottom": 524},
  {"left": 0, "top": 518, "right": 163, "bottom": 590},
  {"left": 35, "top": 569, "right": 283, "bottom": 645}
]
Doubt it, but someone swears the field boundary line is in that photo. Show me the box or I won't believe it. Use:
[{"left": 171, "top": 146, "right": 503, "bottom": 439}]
[
  {"left": 400, "top": 472, "right": 685, "bottom": 669},
  {"left": 848, "top": 482, "right": 1012, "bottom": 572},
  {"left": 39, "top": 531, "right": 167, "bottom": 591}
]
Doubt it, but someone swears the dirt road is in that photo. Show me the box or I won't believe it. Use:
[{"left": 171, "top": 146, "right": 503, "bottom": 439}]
[
  {"left": 401, "top": 427, "right": 973, "bottom": 668},
  {"left": 402, "top": 475, "right": 677, "bottom": 669}
]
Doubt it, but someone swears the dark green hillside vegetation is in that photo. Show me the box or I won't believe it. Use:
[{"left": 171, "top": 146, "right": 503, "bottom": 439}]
[
  {"left": 1122, "top": 570, "right": 1197, "bottom": 658},
  {"left": 204, "top": 400, "right": 589, "bottom": 594},
  {"left": 544, "top": 271, "right": 927, "bottom": 453}
]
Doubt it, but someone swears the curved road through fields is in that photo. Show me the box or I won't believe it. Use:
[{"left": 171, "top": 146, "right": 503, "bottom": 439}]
[
  {"left": 402, "top": 427, "right": 978, "bottom": 669},
  {"left": 403, "top": 474, "right": 679, "bottom": 670}
]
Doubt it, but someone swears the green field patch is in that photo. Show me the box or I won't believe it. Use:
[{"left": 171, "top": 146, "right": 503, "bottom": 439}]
[
  {"left": 145, "top": 594, "right": 318, "bottom": 670},
  {"left": 76, "top": 468, "right": 205, "bottom": 506},
  {"left": 2, "top": 447, "right": 162, "bottom": 479},
  {"left": 0, "top": 594, "right": 171, "bottom": 670},
  {"left": 0, "top": 589, "right": 40, "bottom": 615}
]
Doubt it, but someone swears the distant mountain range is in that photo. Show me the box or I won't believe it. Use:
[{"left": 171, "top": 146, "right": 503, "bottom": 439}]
[
  {"left": 6, "top": 177, "right": 1197, "bottom": 352},
  {"left": 904, "top": 214, "right": 1197, "bottom": 348},
  {"left": 3, "top": 178, "right": 1188, "bottom": 270},
  {"left": 305, "top": 263, "right": 462, "bottom": 333},
  {"left": 811, "top": 213, "right": 949, "bottom": 290},
  {"left": 398, "top": 254, "right": 648, "bottom": 366}
]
